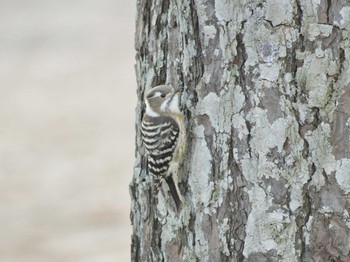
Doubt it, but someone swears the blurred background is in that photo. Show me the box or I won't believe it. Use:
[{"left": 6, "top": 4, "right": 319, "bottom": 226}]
[{"left": 0, "top": 0, "right": 135, "bottom": 261}]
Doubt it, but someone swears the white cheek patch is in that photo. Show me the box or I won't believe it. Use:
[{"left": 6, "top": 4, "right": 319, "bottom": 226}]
[
  {"left": 161, "top": 94, "right": 180, "bottom": 113},
  {"left": 168, "top": 95, "right": 181, "bottom": 113}
]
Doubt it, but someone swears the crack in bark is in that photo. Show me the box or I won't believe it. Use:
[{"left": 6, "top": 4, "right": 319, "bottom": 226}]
[
  {"left": 189, "top": 0, "right": 204, "bottom": 87},
  {"left": 234, "top": 20, "right": 253, "bottom": 161},
  {"left": 333, "top": 47, "right": 345, "bottom": 85},
  {"left": 287, "top": 1, "right": 319, "bottom": 259},
  {"left": 294, "top": 0, "right": 303, "bottom": 28},
  {"left": 298, "top": 184, "right": 312, "bottom": 261},
  {"left": 326, "top": 0, "right": 332, "bottom": 24},
  {"left": 228, "top": 128, "right": 248, "bottom": 260}
]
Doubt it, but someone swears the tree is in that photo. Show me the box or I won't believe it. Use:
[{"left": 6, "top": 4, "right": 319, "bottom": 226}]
[{"left": 130, "top": 0, "right": 350, "bottom": 261}]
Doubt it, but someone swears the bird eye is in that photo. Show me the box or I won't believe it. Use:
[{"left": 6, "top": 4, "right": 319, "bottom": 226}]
[{"left": 160, "top": 93, "right": 166, "bottom": 98}]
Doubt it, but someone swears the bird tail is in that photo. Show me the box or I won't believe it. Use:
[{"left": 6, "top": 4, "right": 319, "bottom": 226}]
[{"left": 165, "top": 176, "right": 182, "bottom": 212}]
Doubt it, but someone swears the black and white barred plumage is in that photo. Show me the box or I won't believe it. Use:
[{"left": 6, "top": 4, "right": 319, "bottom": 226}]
[
  {"left": 141, "top": 85, "right": 186, "bottom": 211},
  {"left": 141, "top": 117, "right": 179, "bottom": 176}
]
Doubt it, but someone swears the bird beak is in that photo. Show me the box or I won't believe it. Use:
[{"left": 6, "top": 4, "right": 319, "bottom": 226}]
[{"left": 175, "top": 86, "right": 184, "bottom": 94}]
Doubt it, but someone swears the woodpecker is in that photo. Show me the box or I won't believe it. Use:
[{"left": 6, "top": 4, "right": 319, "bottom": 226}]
[{"left": 141, "top": 85, "right": 186, "bottom": 211}]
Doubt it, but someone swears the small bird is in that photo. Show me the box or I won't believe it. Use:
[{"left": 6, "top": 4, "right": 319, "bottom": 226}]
[{"left": 141, "top": 85, "right": 186, "bottom": 211}]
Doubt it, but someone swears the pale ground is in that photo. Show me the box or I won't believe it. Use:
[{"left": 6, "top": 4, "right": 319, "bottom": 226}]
[{"left": 0, "top": 1, "right": 135, "bottom": 261}]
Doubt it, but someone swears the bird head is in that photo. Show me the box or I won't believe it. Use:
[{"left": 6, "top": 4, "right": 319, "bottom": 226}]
[{"left": 144, "top": 85, "right": 183, "bottom": 117}]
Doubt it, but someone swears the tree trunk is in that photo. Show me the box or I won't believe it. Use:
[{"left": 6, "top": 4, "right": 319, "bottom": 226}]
[{"left": 131, "top": 0, "right": 350, "bottom": 261}]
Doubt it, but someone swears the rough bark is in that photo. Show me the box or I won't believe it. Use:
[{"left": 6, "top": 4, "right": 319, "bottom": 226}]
[{"left": 131, "top": 0, "right": 350, "bottom": 261}]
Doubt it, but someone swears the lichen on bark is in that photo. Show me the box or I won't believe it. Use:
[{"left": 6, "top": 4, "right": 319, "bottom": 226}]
[{"left": 131, "top": 0, "right": 350, "bottom": 261}]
